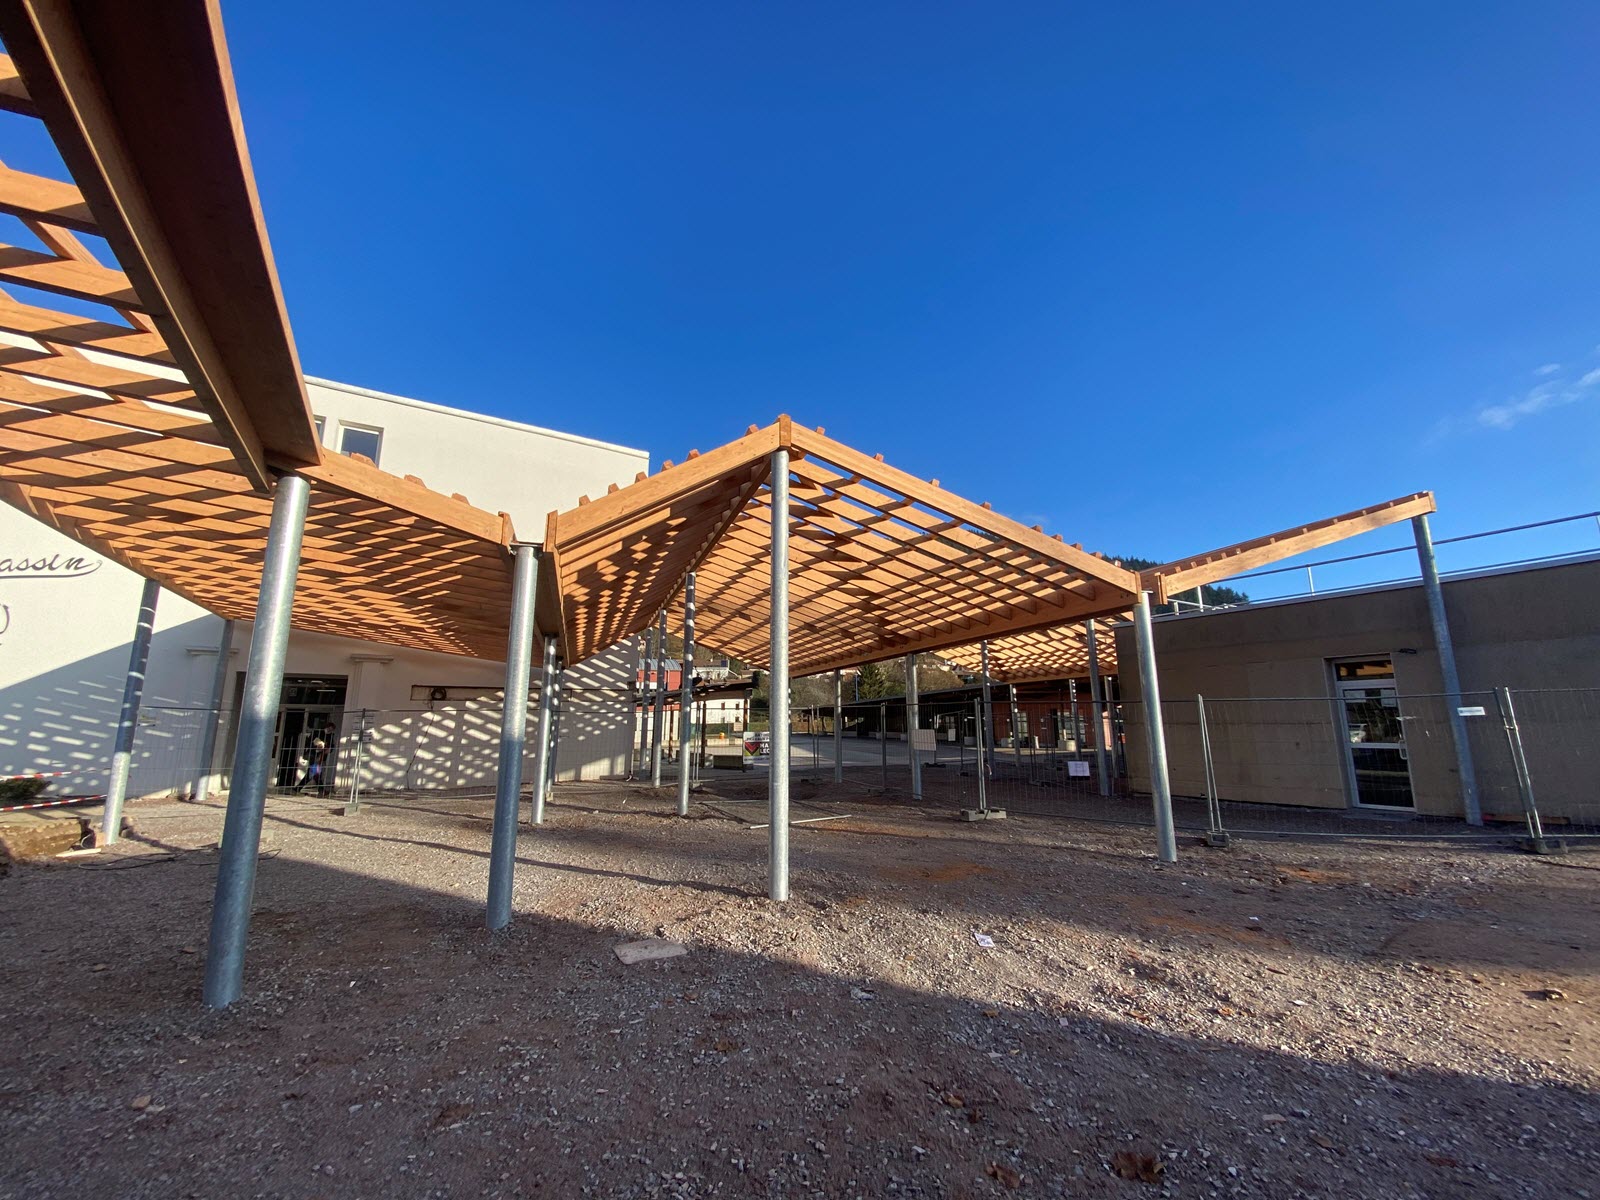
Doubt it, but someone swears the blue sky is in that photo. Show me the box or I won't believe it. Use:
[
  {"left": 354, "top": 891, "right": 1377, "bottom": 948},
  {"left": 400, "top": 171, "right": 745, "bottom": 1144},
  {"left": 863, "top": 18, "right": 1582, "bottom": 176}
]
[{"left": 218, "top": 3, "right": 1597, "bottom": 592}]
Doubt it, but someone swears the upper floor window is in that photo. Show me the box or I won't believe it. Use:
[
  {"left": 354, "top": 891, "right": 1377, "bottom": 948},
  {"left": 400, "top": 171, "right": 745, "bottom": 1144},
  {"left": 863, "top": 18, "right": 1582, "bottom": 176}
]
[
  {"left": 338, "top": 423, "right": 383, "bottom": 465},
  {"left": 313, "top": 415, "right": 326, "bottom": 442}
]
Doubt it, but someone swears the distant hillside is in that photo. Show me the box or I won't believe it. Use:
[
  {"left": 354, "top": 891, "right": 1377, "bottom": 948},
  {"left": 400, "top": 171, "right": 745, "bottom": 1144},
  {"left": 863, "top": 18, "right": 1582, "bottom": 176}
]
[{"left": 1111, "top": 555, "right": 1249, "bottom": 609}]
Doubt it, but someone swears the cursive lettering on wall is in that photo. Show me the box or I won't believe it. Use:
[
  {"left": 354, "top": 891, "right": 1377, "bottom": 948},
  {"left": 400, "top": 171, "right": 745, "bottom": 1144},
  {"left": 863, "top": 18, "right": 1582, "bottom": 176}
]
[{"left": 0, "top": 553, "right": 100, "bottom": 580}]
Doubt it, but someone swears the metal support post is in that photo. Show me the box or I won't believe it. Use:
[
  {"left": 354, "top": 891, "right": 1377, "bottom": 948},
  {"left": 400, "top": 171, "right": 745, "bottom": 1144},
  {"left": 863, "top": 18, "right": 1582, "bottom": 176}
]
[
  {"left": 101, "top": 577, "right": 161, "bottom": 844},
  {"left": 906, "top": 654, "right": 922, "bottom": 800},
  {"left": 529, "top": 633, "right": 558, "bottom": 824},
  {"left": 543, "top": 660, "right": 564, "bottom": 805},
  {"left": 191, "top": 618, "right": 234, "bottom": 803},
  {"left": 486, "top": 544, "right": 539, "bottom": 932},
  {"left": 1134, "top": 591, "right": 1178, "bottom": 863},
  {"left": 1086, "top": 618, "right": 1111, "bottom": 797},
  {"left": 979, "top": 640, "right": 995, "bottom": 777},
  {"left": 649, "top": 610, "right": 667, "bottom": 787},
  {"left": 768, "top": 447, "right": 791, "bottom": 901},
  {"left": 832, "top": 669, "right": 844, "bottom": 784},
  {"left": 1067, "top": 678, "right": 1079, "bottom": 756},
  {"left": 1413, "top": 513, "right": 1481, "bottom": 825},
  {"left": 1495, "top": 686, "right": 1557, "bottom": 853},
  {"left": 677, "top": 573, "right": 697, "bottom": 817},
  {"left": 202, "top": 475, "right": 311, "bottom": 1008}
]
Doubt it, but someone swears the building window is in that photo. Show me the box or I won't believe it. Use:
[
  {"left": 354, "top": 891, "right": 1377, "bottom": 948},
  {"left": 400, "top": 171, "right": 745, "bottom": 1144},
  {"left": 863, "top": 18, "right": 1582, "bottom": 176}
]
[
  {"left": 338, "top": 423, "right": 383, "bottom": 465},
  {"left": 313, "top": 415, "right": 325, "bottom": 442}
]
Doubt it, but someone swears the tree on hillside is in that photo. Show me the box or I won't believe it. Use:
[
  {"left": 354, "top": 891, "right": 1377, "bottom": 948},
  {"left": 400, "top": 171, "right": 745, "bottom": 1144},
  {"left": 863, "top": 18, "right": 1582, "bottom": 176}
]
[
  {"left": 1110, "top": 556, "right": 1249, "bottom": 611},
  {"left": 855, "top": 661, "right": 897, "bottom": 698}
]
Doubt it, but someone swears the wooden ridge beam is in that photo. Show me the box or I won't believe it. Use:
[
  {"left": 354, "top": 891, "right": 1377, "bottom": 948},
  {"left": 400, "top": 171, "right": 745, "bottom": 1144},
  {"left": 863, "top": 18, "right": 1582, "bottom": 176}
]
[{"left": 1145, "top": 491, "right": 1437, "bottom": 600}]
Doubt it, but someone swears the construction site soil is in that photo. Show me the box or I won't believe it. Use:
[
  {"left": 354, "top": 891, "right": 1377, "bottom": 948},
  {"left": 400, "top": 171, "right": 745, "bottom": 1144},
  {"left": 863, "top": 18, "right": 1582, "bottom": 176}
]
[{"left": 2, "top": 777, "right": 1596, "bottom": 1199}]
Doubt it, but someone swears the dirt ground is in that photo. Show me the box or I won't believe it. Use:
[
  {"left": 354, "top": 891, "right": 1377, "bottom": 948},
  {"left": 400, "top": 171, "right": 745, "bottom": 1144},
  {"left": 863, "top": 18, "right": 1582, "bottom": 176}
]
[{"left": 2, "top": 776, "right": 1597, "bottom": 1199}]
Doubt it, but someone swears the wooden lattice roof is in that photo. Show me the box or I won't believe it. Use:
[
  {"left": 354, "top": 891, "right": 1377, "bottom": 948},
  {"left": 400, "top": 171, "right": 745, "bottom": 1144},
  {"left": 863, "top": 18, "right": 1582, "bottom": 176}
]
[
  {"left": 0, "top": 7, "right": 527, "bottom": 661},
  {"left": 939, "top": 492, "right": 1438, "bottom": 684}
]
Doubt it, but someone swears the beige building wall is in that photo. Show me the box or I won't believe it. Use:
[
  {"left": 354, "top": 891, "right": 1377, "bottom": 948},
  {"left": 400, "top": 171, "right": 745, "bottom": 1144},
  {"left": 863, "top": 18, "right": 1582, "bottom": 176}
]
[{"left": 1114, "top": 556, "right": 1600, "bottom": 820}]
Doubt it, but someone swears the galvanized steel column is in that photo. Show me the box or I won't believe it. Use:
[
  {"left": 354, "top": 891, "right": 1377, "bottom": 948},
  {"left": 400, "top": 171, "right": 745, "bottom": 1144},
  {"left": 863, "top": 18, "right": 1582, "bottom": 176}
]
[
  {"left": 486, "top": 544, "right": 539, "bottom": 932},
  {"left": 1086, "top": 618, "right": 1111, "bottom": 797},
  {"left": 1133, "top": 591, "right": 1177, "bottom": 863},
  {"left": 1413, "top": 514, "right": 1481, "bottom": 825},
  {"left": 101, "top": 577, "right": 161, "bottom": 844},
  {"left": 649, "top": 610, "right": 667, "bottom": 787},
  {"left": 528, "top": 632, "right": 558, "bottom": 825},
  {"left": 905, "top": 654, "right": 921, "bottom": 800},
  {"left": 832, "top": 669, "right": 844, "bottom": 784},
  {"left": 543, "top": 659, "right": 564, "bottom": 806},
  {"left": 202, "top": 474, "right": 310, "bottom": 1008},
  {"left": 769, "top": 448, "right": 791, "bottom": 901},
  {"left": 191, "top": 618, "right": 234, "bottom": 805},
  {"left": 677, "top": 573, "right": 697, "bottom": 816}
]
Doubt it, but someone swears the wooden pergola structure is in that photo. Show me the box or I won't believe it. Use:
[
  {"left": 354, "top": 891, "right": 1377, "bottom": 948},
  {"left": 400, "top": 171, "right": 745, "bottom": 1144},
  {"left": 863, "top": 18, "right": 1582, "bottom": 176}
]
[{"left": 0, "top": 2, "right": 1479, "bottom": 1008}]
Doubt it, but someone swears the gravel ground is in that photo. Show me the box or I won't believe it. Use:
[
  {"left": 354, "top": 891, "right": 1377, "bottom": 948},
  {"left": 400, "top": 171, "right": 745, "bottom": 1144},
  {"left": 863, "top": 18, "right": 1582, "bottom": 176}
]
[{"left": 1, "top": 776, "right": 1597, "bottom": 1199}]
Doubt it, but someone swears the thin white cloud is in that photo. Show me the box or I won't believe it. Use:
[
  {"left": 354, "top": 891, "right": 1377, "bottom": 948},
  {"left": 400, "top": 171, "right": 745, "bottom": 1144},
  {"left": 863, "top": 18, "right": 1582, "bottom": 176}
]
[
  {"left": 1472, "top": 364, "right": 1600, "bottom": 432},
  {"left": 1535, "top": 362, "right": 1561, "bottom": 376}
]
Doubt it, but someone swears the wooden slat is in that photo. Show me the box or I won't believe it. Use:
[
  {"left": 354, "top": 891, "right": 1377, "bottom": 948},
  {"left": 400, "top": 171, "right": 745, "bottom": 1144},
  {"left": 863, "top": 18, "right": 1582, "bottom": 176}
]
[
  {"left": 0, "top": 54, "right": 37, "bottom": 118},
  {"left": 0, "top": 243, "right": 145, "bottom": 309},
  {"left": 0, "top": 163, "right": 97, "bottom": 232}
]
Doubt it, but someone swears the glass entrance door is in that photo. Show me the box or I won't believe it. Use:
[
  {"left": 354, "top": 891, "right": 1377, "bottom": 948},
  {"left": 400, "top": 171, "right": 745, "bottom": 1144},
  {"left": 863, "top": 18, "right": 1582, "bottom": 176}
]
[
  {"left": 1335, "top": 659, "right": 1414, "bottom": 809},
  {"left": 271, "top": 676, "right": 348, "bottom": 792}
]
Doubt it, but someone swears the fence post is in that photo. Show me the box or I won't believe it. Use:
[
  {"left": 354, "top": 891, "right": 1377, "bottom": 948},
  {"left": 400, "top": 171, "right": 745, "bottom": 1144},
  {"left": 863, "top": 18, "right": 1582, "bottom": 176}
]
[
  {"left": 347, "top": 709, "right": 368, "bottom": 813},
  {"left": 1494, "top": 686, "right": 1560, "bottom": 855},
  {"left": 880, "top": 700, "right": 888, "bottom": 792},
  {"left": 1196, "top": 695, "right": 1228, "bottom": 847}
]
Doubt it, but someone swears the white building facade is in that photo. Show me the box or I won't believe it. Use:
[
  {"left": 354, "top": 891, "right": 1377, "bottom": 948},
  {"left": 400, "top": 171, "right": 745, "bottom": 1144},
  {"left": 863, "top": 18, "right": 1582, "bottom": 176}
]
[{"left": 0, "top": 377, "right": 649, "bottom": 801}]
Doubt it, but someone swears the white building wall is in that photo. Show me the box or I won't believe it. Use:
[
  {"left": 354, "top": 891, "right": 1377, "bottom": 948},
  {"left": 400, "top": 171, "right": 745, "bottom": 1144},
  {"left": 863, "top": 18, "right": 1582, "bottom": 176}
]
[{"left": 0, "top": 378, "right": 648, "bottom": 799}]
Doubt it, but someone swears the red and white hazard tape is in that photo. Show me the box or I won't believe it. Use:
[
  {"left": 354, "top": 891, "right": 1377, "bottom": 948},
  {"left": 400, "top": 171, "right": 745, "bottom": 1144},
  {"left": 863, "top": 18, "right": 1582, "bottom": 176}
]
[
  {"left": 2, "top": 772, "right": 67, "bottom": 781},
  {"left": 0, "top": 794, "right": 101, "bottom": 814}
]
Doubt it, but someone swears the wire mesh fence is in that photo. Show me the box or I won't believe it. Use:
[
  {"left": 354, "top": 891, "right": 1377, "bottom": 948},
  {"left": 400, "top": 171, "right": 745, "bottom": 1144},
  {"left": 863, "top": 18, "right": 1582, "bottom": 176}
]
[{"left": 81, "top": 681, "right": 1600, "bottom": 851}]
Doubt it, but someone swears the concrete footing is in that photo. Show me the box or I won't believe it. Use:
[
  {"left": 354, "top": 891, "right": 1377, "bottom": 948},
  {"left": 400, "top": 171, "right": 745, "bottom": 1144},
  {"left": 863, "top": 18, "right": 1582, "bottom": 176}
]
[{"left": 959, "top": 808, "right": 1007, "bottom": 822}]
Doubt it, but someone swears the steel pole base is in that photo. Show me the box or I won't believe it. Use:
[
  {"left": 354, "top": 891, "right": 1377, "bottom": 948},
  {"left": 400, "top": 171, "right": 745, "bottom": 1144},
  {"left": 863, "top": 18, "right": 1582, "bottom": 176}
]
[
  {"left": 1204, "top": 830, "right": 1232, "bottom": 848},
  {"left": 1519, "top": 836, "right": 1566, "bottom": 856},
  {"left": 959, "top": 808, "right": 1007, "bottom": 822}
]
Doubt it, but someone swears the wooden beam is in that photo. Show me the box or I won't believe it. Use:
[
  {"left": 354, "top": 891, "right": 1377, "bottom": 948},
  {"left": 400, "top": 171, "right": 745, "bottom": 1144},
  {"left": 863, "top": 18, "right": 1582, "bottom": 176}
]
[
  {"left": 0, "top": 54, "right": 37, "bottom": 117},
  {"left": 0, "top": 0, "right": 321, "bottom": 488},
  {"left": 1145, "top": 492, "right": 1437, "bottom": 599},
  {"left": 300, "top": 449, "right": 508, "bottom": 546},
  {"left": 0, "top": 243, "right": 144, "bottom": 309},
  {"left": 0, "top": 162, "right": 96, "bottom": 231},
  {"left": 788, "top": 425, "right": 1140, "bottom": 593},
  {"left": 0, "top": 293, "right": 173, "bottom": 363}
]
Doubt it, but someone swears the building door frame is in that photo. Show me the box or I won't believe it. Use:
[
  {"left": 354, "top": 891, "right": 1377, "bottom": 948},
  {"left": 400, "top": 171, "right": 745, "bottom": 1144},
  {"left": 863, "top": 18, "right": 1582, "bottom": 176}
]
[{"left": 1331, "top": 657, "right": 1416, "bottom": 810}]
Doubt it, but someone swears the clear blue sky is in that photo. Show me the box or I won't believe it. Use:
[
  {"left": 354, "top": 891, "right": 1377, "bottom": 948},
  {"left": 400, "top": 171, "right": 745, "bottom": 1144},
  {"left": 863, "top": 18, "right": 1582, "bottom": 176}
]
[{"left": 221, "top": 2, "right": 1598, "bottom": 592}]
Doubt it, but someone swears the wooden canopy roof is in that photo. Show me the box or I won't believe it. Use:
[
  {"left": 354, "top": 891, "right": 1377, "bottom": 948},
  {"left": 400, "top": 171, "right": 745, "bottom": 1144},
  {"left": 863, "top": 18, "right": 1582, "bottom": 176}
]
[
  {"left": 547, "top": 418, "right": 1435, "bottom": 680},
  {"left": 0, "top": 4, "right": 1441, "bottom": 682},
  {"left": 938, "top": 492, "right": 1438, "bottom": 684},
  {"left": 0, "top": 4, "right": 526, "bottom": 661}
]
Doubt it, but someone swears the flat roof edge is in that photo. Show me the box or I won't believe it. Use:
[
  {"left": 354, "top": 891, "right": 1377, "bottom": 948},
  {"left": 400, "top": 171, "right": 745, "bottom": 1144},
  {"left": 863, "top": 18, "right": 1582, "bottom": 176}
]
[{"left": 303, "top": 375, "right": 650, "bottom": 460}]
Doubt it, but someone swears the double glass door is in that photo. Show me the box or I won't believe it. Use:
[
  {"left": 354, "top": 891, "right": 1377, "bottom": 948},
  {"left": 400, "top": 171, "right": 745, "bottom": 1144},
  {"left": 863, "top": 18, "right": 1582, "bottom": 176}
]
[
  {"left": 271, "top": 676, "right": 347, "bottom": 791},
  {"left": 1336, "top": 659, "right": 1414, "bottom": 809}
]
